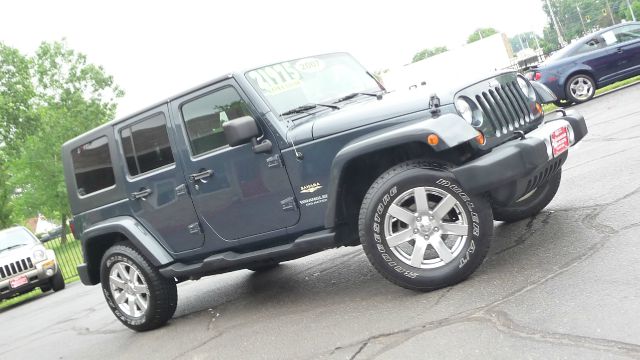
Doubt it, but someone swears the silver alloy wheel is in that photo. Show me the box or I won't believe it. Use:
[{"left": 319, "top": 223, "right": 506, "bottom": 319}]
[
  {"left": 109, "top": 262, "right": 149, "bottom": 318},
  {"left": 569, "top": 76, "right": 594, "bottom": 101},
  {"left": 384, "top": 187, "right": 469, "bottom": 269}
]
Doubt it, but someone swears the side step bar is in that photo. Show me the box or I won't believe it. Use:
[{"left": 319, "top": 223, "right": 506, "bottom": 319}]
[{"left": 159, "top": 230, "right": 335, "bottom": 278}]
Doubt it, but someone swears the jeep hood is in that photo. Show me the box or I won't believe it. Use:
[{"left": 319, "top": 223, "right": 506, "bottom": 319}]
[
  {"left": 0, "top": 245, "right": 35, "bottom": 263},
  {"left": 287, "top": 88, "right": 445, "bottom": 143}
]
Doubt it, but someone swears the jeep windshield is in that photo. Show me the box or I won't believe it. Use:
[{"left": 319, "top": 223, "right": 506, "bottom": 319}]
[
  {"left": 245, "top": 53, "right": 383, "bottom": 118},
  {"left": 0, "top": 227, "right": 37, "bottom": 252}
]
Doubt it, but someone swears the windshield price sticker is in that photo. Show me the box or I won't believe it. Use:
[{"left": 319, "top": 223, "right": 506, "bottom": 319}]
[
  {"left": 295, "top": 58, "right": 325, "bottom": 73},
  {"left": 248, "top": 62, "right": 302, "bottom": 95}
]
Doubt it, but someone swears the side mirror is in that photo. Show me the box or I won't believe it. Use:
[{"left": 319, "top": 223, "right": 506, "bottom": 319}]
[
  {"left": 530, "top": 81, "right": 558, "bottom": 104},
  {"left": 222, "top": 116, "right": 272, "bottom": 153}
]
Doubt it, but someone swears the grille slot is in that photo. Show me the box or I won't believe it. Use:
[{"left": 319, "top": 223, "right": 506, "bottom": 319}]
[
  {"left": 0, "top": 257, "right": 35, "bottom": 279},
  {"left": 473, "top": 80, "right": 535, "bottom": 138},
  {"left": 524, "top": 159, "right": 563, "bottom": 194}
]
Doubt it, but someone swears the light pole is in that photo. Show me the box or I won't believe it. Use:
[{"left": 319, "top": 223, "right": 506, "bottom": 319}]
[
  {"left": 545, "top": 0, "right": 567, "bottom": 46},
  {"left": 576, "top": 3, "right": 587, "bottom": 34},
  {"left": 604, "top": 0, "right": 616, "bottom": 25},
  {"left": 627, "top": 0, "right": 637, "bottom": 21}
]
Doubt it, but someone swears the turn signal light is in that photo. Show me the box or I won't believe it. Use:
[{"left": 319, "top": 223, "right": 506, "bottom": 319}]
[
  {"left": 535, "top": 102, "right": 543, "bottom": 114},
  {"left": 475, "top": 132, "right": 486, "bottom": 145},
  {"left": 427, "top": 134, "right": 439, "bottom": 146}
]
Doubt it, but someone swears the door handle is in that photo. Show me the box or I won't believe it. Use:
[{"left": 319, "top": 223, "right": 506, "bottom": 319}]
[
  {"left": 189, "top": 169, "right": 213, "bottom": 183},
  {"left": 617, "top": 48, "right": 623, "bottom": 54},
  {"left": 130, "top": 188, "right": 152, "bottom": 200}
]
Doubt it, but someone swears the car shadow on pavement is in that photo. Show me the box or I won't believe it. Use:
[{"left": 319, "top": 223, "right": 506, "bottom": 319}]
[{"left": 0, "top": 291, "right": 51, "bottom": 314}]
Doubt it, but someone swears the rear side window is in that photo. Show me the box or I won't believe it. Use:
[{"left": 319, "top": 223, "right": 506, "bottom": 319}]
[
  {"left": 181, "top": 87, "right": 252, "bottom": 156},
  {"left": 120, "top": 113, "right": 175, "bottom": 176},
  {"left": 71, "top": 136, "right": 116, "bottom": 196}
]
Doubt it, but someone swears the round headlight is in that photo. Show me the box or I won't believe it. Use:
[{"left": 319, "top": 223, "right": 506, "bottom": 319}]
[
  {"left": 455, "top": 98, "right": 473, "bottom": 124},
  {"left": 33, "top": 248, "right": 46, "bottom": 262},
  {"left": 517, "top": 77, "right": 537, "bottom": 101}
]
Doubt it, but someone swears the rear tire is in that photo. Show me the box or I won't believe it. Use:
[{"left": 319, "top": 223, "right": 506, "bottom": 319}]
[
  {"left": 358, "top": 160, "right": 493, "bottom": 291},
  {"left": 100, "top": 244, "right": 177, "bottom": 332},
  {"left": 51, "top": 270, "right": 65, "bottom": 292},
  {"left": 565, "top": 74, "right": 595, "bottom": 104},
  {"left": 493, "top": 170, "right": 561, "bottom": 223}
]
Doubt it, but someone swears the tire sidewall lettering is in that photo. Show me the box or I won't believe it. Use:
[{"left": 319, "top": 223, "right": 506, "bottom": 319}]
[{"left": 103, "top": 254, "right": 148, "bottom": 326}]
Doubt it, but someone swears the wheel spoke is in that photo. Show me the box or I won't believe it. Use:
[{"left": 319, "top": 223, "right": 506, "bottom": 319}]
[
  {"left": 116, "top": 263, "right": 129, "bottom": 281},
  {"left": 440, "top": 223, "right": 469, "bottom": 236},
  {"left": 128, "top": 298, "right": 136, "bottom": 315},
  {"left": 132, "top": 284, "right": 148, "bottom": 295},
  {"left": 134, "top": 295, "right": 147, "bottom": 312},
  {"left": 114, "top": 291, "right": 127, "bottom": 304},
  {"left": 413, "top": 187, "right": 429, "bottom": 214},
  {"left": 386, "top": 229, "right": 414, "bottom": 247},
  {"left": 388, "top": 204, "right": 415, "bottom": 225},
  {"left": 129, "top": 266, "right": 137, "bottom": 283},
  {"left": 429, "top": 236, "right": 454, "bottom": 263},
  {"left": 432, "top": 194, "right": 457, "bottom": 221},
  {"left": 109, "top": 275, "right": 126, "bottom": 289},
  {"left": 410, "top": 236, "right": 428, "bottom": 267}
]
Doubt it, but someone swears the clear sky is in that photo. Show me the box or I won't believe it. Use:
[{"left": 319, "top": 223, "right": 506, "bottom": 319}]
[{"left": 1, "top": 0, "right": 548, "bottom": 118}]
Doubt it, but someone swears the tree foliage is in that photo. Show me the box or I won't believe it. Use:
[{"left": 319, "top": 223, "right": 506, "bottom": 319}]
[
  {"left": 411, "top": 46, "right": 448, "bottom": 63},
  {"left": 467, "top": 28, "right": 499, "bottom": 44},
  {"left": 0, "top": 41, "right": 123, "bottom": 236},
  {"left": 541, "top": 0, "right": 639, "bottom": 51}
]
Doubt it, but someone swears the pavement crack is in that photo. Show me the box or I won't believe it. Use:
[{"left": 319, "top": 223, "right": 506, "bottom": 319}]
[
  {"left": 564, "top": 145, "right": 640, "bottom": 172},
  {"left": 473, "top": 310, "right": 640, "bottom": 357},
  {"left": 349, "top": 341, "right": 369, "bottom": 360},
  {"left": 492, "top": 212, "right": 553, "bottom": 257}
]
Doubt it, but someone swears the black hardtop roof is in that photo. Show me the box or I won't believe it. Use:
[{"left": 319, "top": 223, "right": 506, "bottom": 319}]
[{"left": 62, "top": 72, "right": 238, "bottom": 149}]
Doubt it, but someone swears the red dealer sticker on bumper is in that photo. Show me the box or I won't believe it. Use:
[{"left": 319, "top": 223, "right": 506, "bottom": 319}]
[
  {"left": 10, "top": 275, "right": 28, "bottom": 289},
  {"left": 551, "top": 127, "right": 570, "bottom": 157}
]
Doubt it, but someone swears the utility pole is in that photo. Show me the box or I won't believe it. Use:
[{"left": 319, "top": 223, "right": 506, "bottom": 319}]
[
  {"left": 545, "top": 0, "right": 567, "bottom": 46},
  {"left": 604, "top": 0, "right": 616, "bottom": 25},
  {"left": 576, "top": 3, "right": 587, "bottom": 34},
  {"left": 627, "top": 0, "right": 637, "bottom": 21}
]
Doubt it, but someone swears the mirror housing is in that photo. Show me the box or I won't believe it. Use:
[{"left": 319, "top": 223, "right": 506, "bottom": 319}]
[
  {"left": 222, "top": 116, "right": 272, "bottom": 153},
  {"left": 530, "top": 81, "right": 558, "bottom": 104},
  {"left": 223, "top": 116, "right": 260, "bottom": 147}
]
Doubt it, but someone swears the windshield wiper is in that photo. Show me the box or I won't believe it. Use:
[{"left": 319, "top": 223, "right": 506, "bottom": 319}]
[
  {"left": 281, "top": 103, "right": 340, "bottom": 117},
  {"left": 333, "top": 92, "right": 382, "bottom": 104}
]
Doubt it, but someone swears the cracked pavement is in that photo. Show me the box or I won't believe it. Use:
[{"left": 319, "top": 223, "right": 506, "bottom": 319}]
[{"left": 1, "top": 84, "right": 639, "bottom": 360}]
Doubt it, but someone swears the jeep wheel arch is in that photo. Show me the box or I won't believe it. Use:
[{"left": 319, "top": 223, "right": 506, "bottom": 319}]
[{"left": 81, "top": 217, "right": 173, "bottom": 285}]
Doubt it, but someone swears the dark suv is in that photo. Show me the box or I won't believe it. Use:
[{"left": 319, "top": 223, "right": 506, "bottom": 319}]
[{"left": 62, "top": 53, "right": 587, "bottom": 331}]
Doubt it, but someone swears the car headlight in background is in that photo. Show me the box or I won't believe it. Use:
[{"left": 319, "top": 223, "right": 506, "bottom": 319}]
[
  {"left": 517, "top": 77, "right": 537, "bottom": 102},
  {"left": 33, "top": 248, "right": 47, "bottom": 262},
  {"left": 455, "top": 97, "right": 483, "bottom": 127}
]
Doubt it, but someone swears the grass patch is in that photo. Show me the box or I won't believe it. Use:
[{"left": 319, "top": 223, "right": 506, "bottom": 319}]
[
  {"left": 0, "top": 289, "right": 43, "bottom": 310},
  {"left": 595, "top": 75, "right": 640, "bottom": 96}
]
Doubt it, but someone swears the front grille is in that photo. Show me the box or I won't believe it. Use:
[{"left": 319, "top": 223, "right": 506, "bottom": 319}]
[
  {"left": 474, "top": 80, "right": 535, "bottom": 138},
  {"left": 0, "top": 257, "right": 34, "bottom": 279}
]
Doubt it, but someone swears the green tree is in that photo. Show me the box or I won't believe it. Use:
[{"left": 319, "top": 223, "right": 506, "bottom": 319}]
[
  {"left": 467, "top": 28, "right": 499, "bottom": 44},
  {"left": 8, "top": 41, "right": 123, "bottom": 241},
  {"left": 510, "top": 32, "right": 543, "bottom": 53},
  {"left": 617, "top": 0, "right": 640, "bottom": 20},
  {"left": 411, "top": 46, "right": 448, "bottom": 63}
]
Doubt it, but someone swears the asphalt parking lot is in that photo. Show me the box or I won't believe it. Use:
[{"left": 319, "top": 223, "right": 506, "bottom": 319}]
[{"left": 2, "top": 83, "right": 640, "bottom": 360}]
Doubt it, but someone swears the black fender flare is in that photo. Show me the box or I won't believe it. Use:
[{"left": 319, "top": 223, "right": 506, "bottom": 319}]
[
  {"left": 80, "top": 216, "right": 173, "bottom": 284},
  {"left": 324, "top": 113, "right": 478, "bottom": 228}
]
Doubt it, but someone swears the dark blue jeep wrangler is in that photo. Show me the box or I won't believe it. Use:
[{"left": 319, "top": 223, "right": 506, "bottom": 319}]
[{"left": 62, "top": 53, "right": 587, "bottom": 331}]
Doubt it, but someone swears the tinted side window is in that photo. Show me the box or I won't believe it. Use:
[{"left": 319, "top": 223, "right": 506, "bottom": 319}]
[
  {"left": 574, "top": 39, "right": 603, "bottom": 55},
  {"left": 181, "top": 87, "right": 252, "bottom": 156},
  {"left": 612, "top": 24, "right": 640, "bottom": 43},
  {"left": 120, "top": 113, "right": 174, "bottom": 176},
  {"left": 71, "top": 136, "right": 115, "bottom": 196}
]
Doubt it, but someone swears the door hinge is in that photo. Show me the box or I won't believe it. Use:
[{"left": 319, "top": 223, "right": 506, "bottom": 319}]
[
  {"left": 280, "top": 197, "right": 296, "bottom": 211},
  {"left": 267, "top": 154, "right": 282, "bottom": 168},
  {"left": 187, "top": 222, "right": 202, "bottom": 234}
]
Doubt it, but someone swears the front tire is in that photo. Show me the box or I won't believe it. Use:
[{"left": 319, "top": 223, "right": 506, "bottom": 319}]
[
  {"left": 51, "top": 270, "right": 65, "bottom": 292},
  {"left": 100, "top": 244, "right": 177, "bottom": 332},
  {"left": 493, "top": 170, "right": 561, "bottom": 223},
  {"left": 358, "top": 161, "right": 493, "bottom": 291}
]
